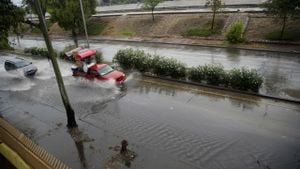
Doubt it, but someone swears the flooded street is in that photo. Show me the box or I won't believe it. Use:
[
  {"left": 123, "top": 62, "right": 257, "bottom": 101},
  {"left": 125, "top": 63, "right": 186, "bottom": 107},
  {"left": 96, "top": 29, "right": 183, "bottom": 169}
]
[
  {"left": 9, "top": 36, "right": 300, "bottom": 101},
  {"left": 0, "top": 53, "right": 300, "bottom": 169}
]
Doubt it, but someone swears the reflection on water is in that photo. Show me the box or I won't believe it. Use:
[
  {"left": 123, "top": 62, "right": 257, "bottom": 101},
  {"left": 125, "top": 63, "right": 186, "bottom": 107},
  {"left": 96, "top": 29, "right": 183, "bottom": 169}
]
[
  {"left": 229, "top": 98, "right": 259, "bottom": 111},
  {"left": 68, "top": 128, "right": 94, "bottom": 169},
  {"left": 137, "top": 83, "right": 176, "bottom": 97},
  {"left": 8, "top": 37, "right": 300, "bottom": 100},
  {"left": 225, "top": 48, "right": 241, "bottom": 62}
]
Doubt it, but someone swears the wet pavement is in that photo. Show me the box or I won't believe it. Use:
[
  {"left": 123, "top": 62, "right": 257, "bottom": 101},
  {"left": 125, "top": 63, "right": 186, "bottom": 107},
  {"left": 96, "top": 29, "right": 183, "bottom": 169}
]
[
  {"left": 0, "top": 52, "right": 300, "bottom": 169},
  {"left": 9, "top": 36, "right": 300, "bottom": 101}
]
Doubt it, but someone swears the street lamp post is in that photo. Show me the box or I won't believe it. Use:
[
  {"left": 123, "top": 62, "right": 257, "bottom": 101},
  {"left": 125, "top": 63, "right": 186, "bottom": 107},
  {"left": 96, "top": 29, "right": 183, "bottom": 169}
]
[{"left": 79, "top": 0, "right": 90, "bottom": 48}]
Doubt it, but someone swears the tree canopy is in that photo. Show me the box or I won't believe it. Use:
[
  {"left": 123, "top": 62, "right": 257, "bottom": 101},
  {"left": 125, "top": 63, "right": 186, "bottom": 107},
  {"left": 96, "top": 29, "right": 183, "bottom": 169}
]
[
  {"left": 262, "top": 0, "right": 300, "bottom": 39},
  {"left": 0, "top": 0, "right": 25, "bottom": 49},
  {"left": 48, "top": 0, "right": 96, "bottom": 46},
  {"left": 205, "top": 0, "right": 223, "bottom": 30},
  {"left": 143, "top": 0, "right": 162, "bottom": 22},
  {"left": 23, "top": 0, "right": 96, "bottom": 46}
]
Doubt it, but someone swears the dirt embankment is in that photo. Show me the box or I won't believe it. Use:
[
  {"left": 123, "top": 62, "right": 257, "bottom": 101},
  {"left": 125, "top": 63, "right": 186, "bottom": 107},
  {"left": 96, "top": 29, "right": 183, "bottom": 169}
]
[{"left": 47, "top": 12, "right": 300, "bottom": 52}]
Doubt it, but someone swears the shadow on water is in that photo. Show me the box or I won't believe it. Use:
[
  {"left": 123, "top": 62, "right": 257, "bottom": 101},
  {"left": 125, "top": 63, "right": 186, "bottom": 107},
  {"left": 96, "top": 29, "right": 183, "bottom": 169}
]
[{"left": 68, "top": 128, "right": 94, "bottom": 169}]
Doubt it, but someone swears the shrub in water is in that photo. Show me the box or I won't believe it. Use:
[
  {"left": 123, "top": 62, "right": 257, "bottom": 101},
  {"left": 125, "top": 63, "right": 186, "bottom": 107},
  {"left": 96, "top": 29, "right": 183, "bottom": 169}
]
[
  {"left": 113, "top": 48, "right": 152, "bottom": 72},
  {"left": 201, "top": 64, "right": 226, "bottom": 85},
  {"left": 24, "top": 47, "right": 56, "bottom": 58},
  {"left": 114, "top": 48, "right": 263, "bottom": 91},
  {"left": 113, "top": 48, "right": 136, "bottom": 70},
  {"left": 113, "top": 48, "right": 186, "bottom": 78},
  {"left": 95, "top": 51, "right": 103, "bottom": 63},
  {"left": 226, "top": 21, "right": 244, "bottom": 44},
  {"left": 188, "top": 66, "right": 205, "bottom": 83},
  {"left": 151, "top": 55, "right": 186, "bottom": 78},
  {"left": 228, "top": 68, "right": 263, "bottom": 91},
  {"left": 188, "top": 64, "right": 226, "bottom": 85}
]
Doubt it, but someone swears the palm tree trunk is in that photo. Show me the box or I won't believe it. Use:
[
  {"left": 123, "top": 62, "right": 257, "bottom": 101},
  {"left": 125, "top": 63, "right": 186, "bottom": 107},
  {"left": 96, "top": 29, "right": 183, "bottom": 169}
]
[
  {"left": 280, "top": 15, "right": 287, "bottom": 40},
  {"left": 34, "top": 0, "right": 78, "bottom": 128}
]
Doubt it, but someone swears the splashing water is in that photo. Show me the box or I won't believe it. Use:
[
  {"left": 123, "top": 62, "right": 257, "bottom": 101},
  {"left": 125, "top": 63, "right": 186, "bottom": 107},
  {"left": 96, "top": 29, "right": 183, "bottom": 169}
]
[{"left": 0, "top": 70, "right": 36, "bottom": 91}]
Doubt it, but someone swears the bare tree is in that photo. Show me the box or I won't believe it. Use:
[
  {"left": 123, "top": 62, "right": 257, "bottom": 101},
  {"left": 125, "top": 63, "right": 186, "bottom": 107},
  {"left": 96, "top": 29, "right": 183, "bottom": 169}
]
[
  {"left": 205, "top": 0, "right": 223, "bottom": 30},
  {"left": 262, "top": 0, "right": 300, "bottom": 39},
  {"left": 143, "top": 0, "right": 162, "bottom": 22}
]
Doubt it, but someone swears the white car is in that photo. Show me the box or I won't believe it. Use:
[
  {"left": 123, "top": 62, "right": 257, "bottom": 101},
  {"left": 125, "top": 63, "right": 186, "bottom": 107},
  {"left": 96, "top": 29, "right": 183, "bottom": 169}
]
[{"left": 4, "top": 57, "right": 38, "bottom": 76}]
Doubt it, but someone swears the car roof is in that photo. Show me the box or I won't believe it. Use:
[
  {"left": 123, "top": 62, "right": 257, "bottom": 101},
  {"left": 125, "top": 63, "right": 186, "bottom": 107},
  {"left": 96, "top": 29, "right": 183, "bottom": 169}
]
[
  {"left": 5, "top": 57, "right": 27, "bottom": 64},
  {"left": 88, "top": 63, "right": 107, "bottom": 71},
  {"left": 75, "top": 49, "right": 97, "bottom": 60}
]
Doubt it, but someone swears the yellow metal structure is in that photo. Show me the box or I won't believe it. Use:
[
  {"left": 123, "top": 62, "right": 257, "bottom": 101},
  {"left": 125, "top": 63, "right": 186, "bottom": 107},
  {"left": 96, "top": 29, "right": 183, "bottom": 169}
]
[
  {"left": 0, "top": 143, "right": 30, "bottom": 169},
  {"left": 0, "top": 118, "right": 70, "bottom": 169}
]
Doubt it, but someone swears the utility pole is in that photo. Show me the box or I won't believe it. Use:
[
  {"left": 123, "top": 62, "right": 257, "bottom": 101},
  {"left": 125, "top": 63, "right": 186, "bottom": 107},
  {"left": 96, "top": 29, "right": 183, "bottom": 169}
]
[
  {"left": 79, "top": 0, "right": 90, "bottom": 48},
  {"left": 33, "top": 0, "right": 78, "bottom": 128}
]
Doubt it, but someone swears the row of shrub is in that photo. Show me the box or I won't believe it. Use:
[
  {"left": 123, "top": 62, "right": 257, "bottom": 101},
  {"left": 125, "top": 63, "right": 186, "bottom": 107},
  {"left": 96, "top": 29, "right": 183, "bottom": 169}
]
[
  {"left": 24, "top": 47, "right": 56, "bottom": 58},
  {"left": 25, "top": 47, "right": 103, "bottom": 63},
  {"left": 113, "top": 48, "right": 186, "bottom": 79},
  {"left": 189, "top": 64, "right": 263, "bottom": 91},
  {"left": 113, "top": 48, "right": 263, "bottom": 92}
]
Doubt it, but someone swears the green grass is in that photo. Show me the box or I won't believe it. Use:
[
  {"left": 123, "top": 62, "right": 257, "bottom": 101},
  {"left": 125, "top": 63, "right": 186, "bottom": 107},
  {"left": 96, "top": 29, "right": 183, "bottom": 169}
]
[
  {"left": 87, "top": 22, "right": 106, "bottom": 35},
  {"left": 265, "top": 29, "right": 300, "bottom": 41},
  {"left": 185, "top": 20, "right": 223, "bottom": 37},
  {"left": 120, "top": 28, "right": 135, "bottom": 37}
]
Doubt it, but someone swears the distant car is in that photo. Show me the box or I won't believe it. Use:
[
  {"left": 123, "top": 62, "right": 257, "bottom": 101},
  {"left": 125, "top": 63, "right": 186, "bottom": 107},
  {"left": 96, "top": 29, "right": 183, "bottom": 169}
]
[
  {"left": 72, "top": 63, "right": 126, "bottom": 85},
  {"left": 4, "top": 57, "right": 38, "bottom": 76}
]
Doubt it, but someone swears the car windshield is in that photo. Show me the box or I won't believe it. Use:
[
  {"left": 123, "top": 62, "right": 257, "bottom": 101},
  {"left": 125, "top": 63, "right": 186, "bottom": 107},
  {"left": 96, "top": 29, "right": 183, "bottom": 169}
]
[
  {"left": 98, "top": 65, "right": 114, "bottom": 76},
  {"left": 15, "top": 60, "right": 31, "bottom": 68}
]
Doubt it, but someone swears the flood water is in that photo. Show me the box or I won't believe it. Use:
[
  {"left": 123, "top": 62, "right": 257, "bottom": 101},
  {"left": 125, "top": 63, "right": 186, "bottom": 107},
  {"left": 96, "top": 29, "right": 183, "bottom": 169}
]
[
  {"left": 0, "top": 52, "right": 299, "bottom": 169},
  {"left": 9, "top": 36, "right": 300, "bottom": 101}
]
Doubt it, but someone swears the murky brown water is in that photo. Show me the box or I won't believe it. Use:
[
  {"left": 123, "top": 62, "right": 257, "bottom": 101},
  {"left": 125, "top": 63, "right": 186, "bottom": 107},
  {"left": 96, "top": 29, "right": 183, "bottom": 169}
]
[
  {"left": 9, "top": 36, "right": 300, "bottom": 100},
  {"left": 1, "top": 53, "right": 300, "bottom": 169}
]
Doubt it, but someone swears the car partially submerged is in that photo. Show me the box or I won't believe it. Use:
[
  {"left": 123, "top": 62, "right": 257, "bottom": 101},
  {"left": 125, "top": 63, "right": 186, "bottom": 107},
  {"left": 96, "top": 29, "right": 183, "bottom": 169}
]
[
  {"left": 4, "top": 57, "right": 37, "bottom": 76},
  {"left": 72, "top": 63, "right": 126, "bottom": 84}
]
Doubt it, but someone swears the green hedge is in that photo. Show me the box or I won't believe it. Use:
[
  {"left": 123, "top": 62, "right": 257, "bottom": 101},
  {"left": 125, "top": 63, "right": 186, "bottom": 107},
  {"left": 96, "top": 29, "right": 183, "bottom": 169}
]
[
  {"left": 113, "top": 48, "right": 263, "bottom": 91},
  {"left": 24, "top": 47, "right": 57, "bottom": 58},
  {"left": 228, "top": 68, "right": 263, "bottom": 92},
  {"left": 188, "top": 64, "right": 227, "bottom": 85},
  {"left": 113, "top": 48, "right": 186, "bottom": 78},
  {"left": 95, "top": 51, "right": 104, "bottom": 63},
  {"left": 113, "top": 48, "right": 152, "bottom": 72},
  {"left": 151, "top": 55, "right": 186, "bottom": 78}
]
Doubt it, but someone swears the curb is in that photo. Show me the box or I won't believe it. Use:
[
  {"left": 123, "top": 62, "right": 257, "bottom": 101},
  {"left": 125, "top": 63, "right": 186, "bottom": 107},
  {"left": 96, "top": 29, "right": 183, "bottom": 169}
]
[
  {"left": 89, "top": 37, "right": 300, "bottom": 54},
  {"left": 143, "top": 74, "right": 300, "bottom": 104}
]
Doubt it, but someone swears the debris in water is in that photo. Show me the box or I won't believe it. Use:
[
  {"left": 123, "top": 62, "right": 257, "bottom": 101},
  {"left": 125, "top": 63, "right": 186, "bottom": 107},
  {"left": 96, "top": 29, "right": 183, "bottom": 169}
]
[
  {"left": 120, "top": 140, "right": 128, "bottom": 154},
  {"left": 104, "top": 140, "right": 137, "bottom": 169}
]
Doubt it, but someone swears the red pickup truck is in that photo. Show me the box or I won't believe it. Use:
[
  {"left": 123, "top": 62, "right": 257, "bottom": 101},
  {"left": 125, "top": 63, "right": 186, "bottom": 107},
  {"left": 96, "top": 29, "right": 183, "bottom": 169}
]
[{"left": 70, "top": 48, "right": 126, "bottom": 85}]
